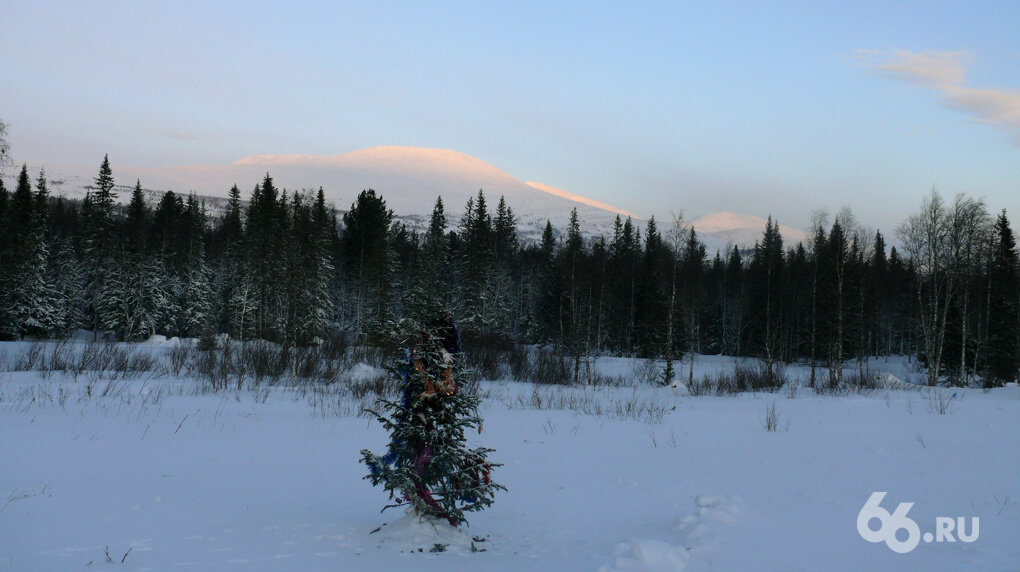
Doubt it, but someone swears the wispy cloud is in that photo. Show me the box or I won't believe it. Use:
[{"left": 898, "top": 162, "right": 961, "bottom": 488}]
[{"left": 858, "top": 50, "right": 1020, "bottom": 143}]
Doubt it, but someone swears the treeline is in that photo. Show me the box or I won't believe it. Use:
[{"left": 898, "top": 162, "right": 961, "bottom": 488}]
[{"left": 0, "top": 157, "right": 1018, "bottom": 387}]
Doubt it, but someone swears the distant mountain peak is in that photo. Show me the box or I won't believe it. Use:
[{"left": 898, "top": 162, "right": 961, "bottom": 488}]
[
  {"left": 688, "top": 211, "right": 809, "bottom": 253},
  {"left": 17, "top": 146, "right": 642, "bottom": 239}
]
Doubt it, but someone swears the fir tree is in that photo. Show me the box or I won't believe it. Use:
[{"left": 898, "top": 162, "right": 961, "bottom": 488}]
[{"left": 361, "top": 292, "right": 504, "bottom": 527}]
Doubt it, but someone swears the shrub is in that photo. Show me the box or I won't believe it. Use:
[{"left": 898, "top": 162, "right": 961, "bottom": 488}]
[{"left": 528, "top": 347, "right": 573, "bottom": 385}]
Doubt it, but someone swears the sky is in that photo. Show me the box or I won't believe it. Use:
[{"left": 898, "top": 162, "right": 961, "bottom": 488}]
[{"left": 1, "top": 0, "right": 1018, "bottom": 231}]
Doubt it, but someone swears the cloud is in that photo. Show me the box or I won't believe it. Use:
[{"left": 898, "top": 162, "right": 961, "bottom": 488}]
[{"left": 858, "top": 50, "right": 1020, "bottom": 142}]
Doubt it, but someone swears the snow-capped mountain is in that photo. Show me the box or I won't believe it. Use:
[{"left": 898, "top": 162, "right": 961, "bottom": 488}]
[
  {"left": 10, "top": 147, "right": 640, "bottom": 240},
  {"left": 5, "top": 147, "right": 807, "bottom": 247}
]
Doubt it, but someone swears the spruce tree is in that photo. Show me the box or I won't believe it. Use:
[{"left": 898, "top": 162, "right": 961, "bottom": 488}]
[
  {"left": 986, "top": 210, "right": 1019, "bottom": 385},
  {"left": 361, "top": 292, "right": 504, "bottom": 527},
  {"left": 244, "top": 176, "right": 289, "bottom": 341},
  {"left": 422, "top": 196, "right": 451, "bottom": 302},
  {"left": 48, "top": 236, "right": 84, "bottom": 336},
  {"left": 83, "top": 155, "right": 119, "bottom": 339},
  {"left": 0, "top": 174, "right": 18, "bottom": 338},
  {"left": 176, "top": 195, "right": 214, "bottom": 337},
  {"left": 5, "top": 166, "right": 56, "bottom": 337},
  {"left": 216, "top": 184, "right": 246, "bottom": 335},
  {"left": 681, "top": 227, "right": 706, "bottom": 384},
  {"left": 458, "top": 190, "right": 494, "bottom": 333},
  {"left": 305, "top": 188, "right": 337, "bottom": 342},
  {"left": 748, "top": 217, "right": 785, "bottom": 372},
  {"left": 342, "top": 189, "right": 393, "bottom": 338},
  {"left": 634, "top": 216, "right": 669, "bottom": 358},
  {"left": 0, "top": 132, "right": 8, "bottom": 336}
]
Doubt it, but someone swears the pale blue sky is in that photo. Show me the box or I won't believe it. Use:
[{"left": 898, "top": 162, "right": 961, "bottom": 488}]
[{"left": 2, "top": 1, "right": 1018, "bottom": 230}]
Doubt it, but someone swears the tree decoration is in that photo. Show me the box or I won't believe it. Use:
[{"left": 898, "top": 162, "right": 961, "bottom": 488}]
[{"left": 361, "top": 295, "right": 505, "bottom": 527}]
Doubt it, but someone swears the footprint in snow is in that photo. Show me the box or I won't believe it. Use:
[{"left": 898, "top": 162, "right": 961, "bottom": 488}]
[{"left": 601, "top": 494, "right": 742, "bottom": 572}]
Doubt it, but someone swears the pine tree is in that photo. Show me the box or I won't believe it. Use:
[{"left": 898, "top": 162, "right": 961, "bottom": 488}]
[
  {"left": 986, "top": 210, "right": 1019, "bottom": 385},
  {"left": 361, "top": 293, "right": 505, "bottom": 527}
]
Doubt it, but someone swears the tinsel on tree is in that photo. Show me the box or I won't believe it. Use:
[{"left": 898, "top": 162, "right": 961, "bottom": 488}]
[{"left": 361, "top": 293, "right": 505, "bottom": 527}]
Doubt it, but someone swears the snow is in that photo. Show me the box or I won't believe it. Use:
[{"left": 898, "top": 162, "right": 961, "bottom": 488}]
[
  {"left": 1, "top": 344, "right": 1018, "bottom": 571},
  {"left": 8, "top": 151, "right": 820, "bottom": 248},
  {"left": 349, "top": 362, "right": 385, "bottom": 382},
  {"left": 142, "top": 334, "right": 183, "bottom": 346},
  {"left": 5, "top": 147, "right": 636, "bottom": 240}
]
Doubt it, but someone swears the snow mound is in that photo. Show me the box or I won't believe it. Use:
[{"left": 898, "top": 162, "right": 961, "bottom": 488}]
[
  {"left": 601, "top": 495, "right": 742, "bottom": 572},
  {"left": 873, "top": 372, "right": 923, "bottom": 390},
  {"left": 604, "top": 540, "right": 689, "bottom": 572},
  {"left": 349, "top": 362, "right": 385, "bottom": 381},
  {"left": 369, "top": 509, "right": 477, "bottom": 554},
  {"left": 673, "top": 494, "right": 742, "bottom": 546},
  {"left": 143, "top": 334, "right": 181, "bottom": 346}
]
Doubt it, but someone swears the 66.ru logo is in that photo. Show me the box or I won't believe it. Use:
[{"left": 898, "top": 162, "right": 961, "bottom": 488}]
[{"left": 857, "top": 492, "right": 979, "bottom": 553}]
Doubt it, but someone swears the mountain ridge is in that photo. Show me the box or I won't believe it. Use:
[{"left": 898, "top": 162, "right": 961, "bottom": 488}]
[{"left": 3, "top": 146, "right": 808, "bottom": 249}]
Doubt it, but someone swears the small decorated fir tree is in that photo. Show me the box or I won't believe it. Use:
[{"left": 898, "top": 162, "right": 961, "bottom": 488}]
[{"left": 361, "top": 294, "right": 505, "bottom": 527}]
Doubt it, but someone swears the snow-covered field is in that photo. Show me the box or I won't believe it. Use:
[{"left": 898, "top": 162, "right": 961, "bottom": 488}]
[{"left": 1, "top": 342, "right": 1018, "bottom": 571}]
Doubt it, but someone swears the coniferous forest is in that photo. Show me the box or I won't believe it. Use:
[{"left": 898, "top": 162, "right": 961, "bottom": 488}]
[{"left": 1, "top": 156, "right": 1018, "bottom": 387}]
